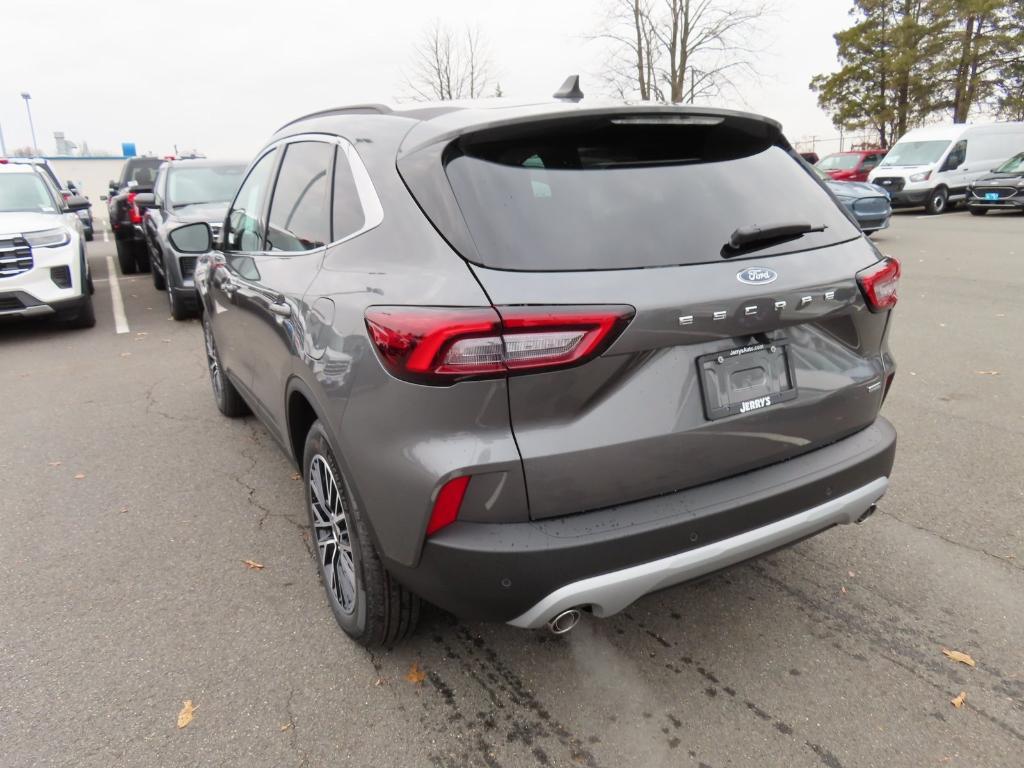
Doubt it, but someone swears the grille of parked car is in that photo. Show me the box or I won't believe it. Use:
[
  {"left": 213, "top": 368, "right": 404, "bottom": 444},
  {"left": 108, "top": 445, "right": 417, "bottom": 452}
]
[
  {"left": 971, "top": 186, "right": 1018, "bottom": 199},
  {"left": 854, "top": 197, "right": 890, "bottom": 215},
  {"left": 873, "top": 177, "right": 905, "bottom": 192},
  {"left": 0, "top": 237, "right": 33, "bottom": 278},
  {"left": 179, "top": 256, "right": 198, "bottom": 279}
]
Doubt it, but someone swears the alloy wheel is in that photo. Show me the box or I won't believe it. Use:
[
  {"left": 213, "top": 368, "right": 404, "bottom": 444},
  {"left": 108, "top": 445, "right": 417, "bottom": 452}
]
[{"left": 309, "top": 455, "right": 356, "bottom": 614}]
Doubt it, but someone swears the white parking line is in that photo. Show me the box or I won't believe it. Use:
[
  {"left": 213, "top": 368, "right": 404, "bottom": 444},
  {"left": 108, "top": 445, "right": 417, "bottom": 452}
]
[{"left": 104, "top": 254, "right": 130, "bottom": 334}]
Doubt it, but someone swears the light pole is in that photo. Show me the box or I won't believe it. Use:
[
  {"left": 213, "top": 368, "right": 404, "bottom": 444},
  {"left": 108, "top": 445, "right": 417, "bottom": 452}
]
[{"left": 21, "top": 92, "right": 38, "bottom": 156}]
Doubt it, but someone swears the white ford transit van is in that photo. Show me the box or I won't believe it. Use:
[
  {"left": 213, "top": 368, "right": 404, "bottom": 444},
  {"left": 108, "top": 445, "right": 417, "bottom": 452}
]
[{"left": 868, "top": 122, "right": 1024, "bottom": 214}]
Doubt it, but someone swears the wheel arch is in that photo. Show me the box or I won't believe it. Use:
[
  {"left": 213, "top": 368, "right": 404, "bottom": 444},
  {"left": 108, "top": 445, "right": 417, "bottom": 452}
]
[{"left": 285, "top": 376, "right": 330, "bottom": 469}]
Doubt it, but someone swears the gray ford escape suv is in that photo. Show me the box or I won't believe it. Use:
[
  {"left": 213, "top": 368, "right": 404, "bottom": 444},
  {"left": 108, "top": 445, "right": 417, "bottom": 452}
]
[{"left": 173, "top": 99, "right": 899, "bottom": 646}]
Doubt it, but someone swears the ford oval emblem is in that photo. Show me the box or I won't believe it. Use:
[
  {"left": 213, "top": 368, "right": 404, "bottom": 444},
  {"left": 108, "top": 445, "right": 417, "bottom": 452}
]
[{"left": 737, "top": 267, "right": 778, "bottom": 285}]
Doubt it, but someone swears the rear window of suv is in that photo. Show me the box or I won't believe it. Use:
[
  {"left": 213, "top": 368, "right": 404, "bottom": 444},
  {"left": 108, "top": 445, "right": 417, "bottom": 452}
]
[{"left": 443, "top": 116, "right": 860, "bottom": 270}]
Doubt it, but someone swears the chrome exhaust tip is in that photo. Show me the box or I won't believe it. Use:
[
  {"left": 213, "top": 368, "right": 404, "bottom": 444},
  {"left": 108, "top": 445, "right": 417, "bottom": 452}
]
[
  {"left": 547, "top": 608, "right": 582, "bottom": 635},
  {"left": 856, "top": 504, "right": 878, "bottom": 524}
]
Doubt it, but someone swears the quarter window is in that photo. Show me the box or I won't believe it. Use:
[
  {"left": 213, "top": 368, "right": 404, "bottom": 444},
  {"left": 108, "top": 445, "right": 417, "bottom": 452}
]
[
  {"left": 267, "top": 141, "right": 333, "bottom": 252},
  {"left": 332, "top": 146, "right": 366, "bottom": 241},
  {"left": 225, "top": 150, "right": 277, "bottom": 252}
]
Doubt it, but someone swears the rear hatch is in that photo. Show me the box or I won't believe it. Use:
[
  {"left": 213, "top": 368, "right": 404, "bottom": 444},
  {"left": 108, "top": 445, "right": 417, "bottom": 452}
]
[{"left": 400, "top": 109, "right": 894, "bottom": 520}]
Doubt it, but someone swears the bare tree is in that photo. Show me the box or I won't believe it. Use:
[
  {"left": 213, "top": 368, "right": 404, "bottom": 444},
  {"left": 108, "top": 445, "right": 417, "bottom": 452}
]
[
  {"left": 595, "top": 0, "right": 771, "bottom": 103},
  {"left": 405, "top": 21, "right": 493, "bottom": 101}
]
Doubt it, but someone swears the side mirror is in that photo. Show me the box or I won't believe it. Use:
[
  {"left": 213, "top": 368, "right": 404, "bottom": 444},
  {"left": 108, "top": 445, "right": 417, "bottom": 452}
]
[
  {"left": 169, "top": 222, "right": 212, "bottom": 254},
  {"left": 133, "top": 192, "right": 155, "bottom": 208},
  {"left": 100, "top": 195, "right": 108, "bottom": 201},
  {"left": 65, "top": 195, "right": 91, "bottom": 212},
  {"left": 108, "top": 180, "right": 117, "bottom": 190}
]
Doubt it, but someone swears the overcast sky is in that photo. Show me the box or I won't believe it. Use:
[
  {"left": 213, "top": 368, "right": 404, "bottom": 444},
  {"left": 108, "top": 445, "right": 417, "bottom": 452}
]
[{"left": 3, "top": 0, "right": 853, "bottom": 159}]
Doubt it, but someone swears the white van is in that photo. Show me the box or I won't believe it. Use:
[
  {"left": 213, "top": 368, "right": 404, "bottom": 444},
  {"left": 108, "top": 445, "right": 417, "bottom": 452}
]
[{"left": 868, "top": 122, "right": 1024, "bottom": 214}]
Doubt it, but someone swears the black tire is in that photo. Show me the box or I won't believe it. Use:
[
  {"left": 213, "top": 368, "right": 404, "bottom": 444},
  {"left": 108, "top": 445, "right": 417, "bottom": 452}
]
[
  {"left": 84, "top": 230, "right": 94, "bottom": 242},
  {"left": 968, "top": 207, "right": 988, "bottom": 216},
  {"left": 202, "top": 313, "right": 249, "bottom": 417},
  {"left": 151, "top": 249, "right": 167, "bottom": 290},
  {"left": 134, "top": 241, "right": 151, "bottom": 273},
  {"left": 924, "top": 187, "right": 948, "bottom": 215},
  {"left": 303, "top": 420, "right": 420, "bottom": 647},
  {"left": 167, "top": 286, "right": 192, "bottom": 321},
  {"left": 61, "top": 291, "right": 96, "bottom": 329},
  {"left": 115, "top": 238, "right": 137, "bottom": 274}
]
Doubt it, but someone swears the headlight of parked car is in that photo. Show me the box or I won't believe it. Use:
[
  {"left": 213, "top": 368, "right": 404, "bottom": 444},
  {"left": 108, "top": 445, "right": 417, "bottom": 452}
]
[
  {"left": 24, "top": 228, "right": 71, "bottom": 248},
  {"left": 909, "top": 171, "right": 931, "bottom": 182}
]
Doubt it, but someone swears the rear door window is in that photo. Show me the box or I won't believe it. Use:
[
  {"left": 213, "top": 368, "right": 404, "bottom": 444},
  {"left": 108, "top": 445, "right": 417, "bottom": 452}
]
[
  {"left": 443, "top": 118, "right": 860, "bottom": 271},
  {"left": 267, "top": 141, "right": 333, "bottom": 252}
]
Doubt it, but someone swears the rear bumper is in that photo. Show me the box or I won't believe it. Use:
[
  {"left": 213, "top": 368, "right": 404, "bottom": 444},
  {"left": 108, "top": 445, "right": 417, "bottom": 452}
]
[
  {"left": 393, "top": 417, "right": 896, "bottom": 624},
  {"left": 511, "top": 477, "right": 886, "bottom": 627}
]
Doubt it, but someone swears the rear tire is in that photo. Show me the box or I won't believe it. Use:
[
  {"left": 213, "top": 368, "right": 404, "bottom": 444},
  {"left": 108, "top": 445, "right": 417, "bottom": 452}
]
[
  {"left": 115, "top": 238, "right": 136, "bottom": 275},
  {"left": 303, "top": 420, "right": 420, "bottom": 647},
  {"left": 135, "top": 241, "right": 150, "bottom": 273},
  {"left": 968, "top": 207, "right": 988, "bottom": 216},
  {"left": 925, "top": 187, "right": 948, "bottom": 215},
  {"left": 202, "top": 313, "right": 248, "bottom": 417}
]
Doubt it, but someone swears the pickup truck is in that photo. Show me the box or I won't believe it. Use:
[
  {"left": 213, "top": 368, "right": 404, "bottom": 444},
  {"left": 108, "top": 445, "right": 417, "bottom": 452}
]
[{"left": 104, "top": 156, "right": 164, "bottom": 274}]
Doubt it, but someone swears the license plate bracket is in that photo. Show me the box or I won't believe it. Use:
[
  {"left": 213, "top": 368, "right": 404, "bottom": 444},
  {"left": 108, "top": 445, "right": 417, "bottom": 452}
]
[
  {"left": 698, "top": 341, "right": 797, "bottom": 421},
  {"left": 985, "top": 192, "right": 1000, "bottom": 200}
]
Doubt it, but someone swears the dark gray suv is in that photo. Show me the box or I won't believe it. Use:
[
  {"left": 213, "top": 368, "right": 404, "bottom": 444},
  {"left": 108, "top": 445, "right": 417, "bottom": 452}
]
[{"left": 172, "top": 100, "right": 899, "bottom": 646}]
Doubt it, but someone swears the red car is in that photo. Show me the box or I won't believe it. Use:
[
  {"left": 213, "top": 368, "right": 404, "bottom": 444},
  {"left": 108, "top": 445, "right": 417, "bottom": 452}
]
[{"left": 816, "top": 150, "right": 887, "bottom": 182}]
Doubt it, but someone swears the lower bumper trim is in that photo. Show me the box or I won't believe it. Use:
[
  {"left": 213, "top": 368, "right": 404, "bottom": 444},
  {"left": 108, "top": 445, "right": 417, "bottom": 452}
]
[{"left": 508, "top": 476, "right": 888, "bottom": 628}]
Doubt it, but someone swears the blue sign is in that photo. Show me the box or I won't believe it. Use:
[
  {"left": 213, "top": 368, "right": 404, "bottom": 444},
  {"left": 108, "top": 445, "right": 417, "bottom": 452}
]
[{"left": 121, "top": 142, "right": 137, "bottom": 158}]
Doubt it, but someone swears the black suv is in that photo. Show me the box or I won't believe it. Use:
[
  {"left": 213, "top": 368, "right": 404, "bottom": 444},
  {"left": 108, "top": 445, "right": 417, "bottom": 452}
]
[
  {"left": 170, "top": 99, "right": 899, "bottom": 646},
  {"left": 105, "top": 156, "right": 163, "bottom": 274}
]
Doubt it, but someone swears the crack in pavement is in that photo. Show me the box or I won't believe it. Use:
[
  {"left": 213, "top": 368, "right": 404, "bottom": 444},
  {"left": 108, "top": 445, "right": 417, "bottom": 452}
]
[{"left": 883, "top": 510, "right": 1023, "bottom": 572}]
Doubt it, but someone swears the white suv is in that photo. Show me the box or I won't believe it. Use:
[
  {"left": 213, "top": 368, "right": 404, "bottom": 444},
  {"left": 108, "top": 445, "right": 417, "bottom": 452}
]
[{"left": 0, "top": 163, "right": 94, "bottom": 328}]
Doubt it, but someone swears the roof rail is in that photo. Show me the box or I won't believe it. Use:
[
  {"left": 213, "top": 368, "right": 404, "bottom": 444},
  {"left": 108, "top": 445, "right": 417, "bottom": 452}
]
[{"left": 276, "top": 104, "right": 394, "bottom": 132}]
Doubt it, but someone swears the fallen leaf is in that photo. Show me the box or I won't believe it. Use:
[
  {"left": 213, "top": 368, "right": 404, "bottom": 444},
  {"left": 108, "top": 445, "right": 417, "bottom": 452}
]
[
  {"left": 841, "top": 586, "right": 848, "bottom": 594},
  {"left": 291, "top": 472, "right": 301, "bottom": 481},
  {"left": 48, "top": 461, "right": 62, "bottom": 467},
  {"left": 942, "top": 648, "right": 976, "bottom": 668},
  {"left": 975, "top": 370, "right": 999, "bottom": 376},
  {"left": 950, "top": 691, "right": 967, "bottom": 709},
  {"left": 119, "top": 505, "right": 130, "bottom": 513},
  {"left": 177, "top": 699, "right": 197, "bottom": 728},
  {"left": 120, "top": 352, "right": 131, "bottom": 358},
  {"left": 404, "top": 662, "right": 426, "bottom": 684},
  {"left": 73, "top": 473, "right": 85, "bottom": 480},
  {"left": 242, "top": 560, "right": 265, "bottom": 570},
  {"left": 136, "top": 331, "right": 148, "bottom": 336},
  {"left": 279, "top": 722, "right": 293, "bottom": 732},
  {"left": 848, "top": 570, "right": 856, "bottom": 578}
]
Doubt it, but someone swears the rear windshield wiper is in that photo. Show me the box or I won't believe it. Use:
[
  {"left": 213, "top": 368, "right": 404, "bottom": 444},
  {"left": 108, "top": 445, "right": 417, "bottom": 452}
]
[{"left": 722, "top": 221, "right": 827, "bottom": 257}]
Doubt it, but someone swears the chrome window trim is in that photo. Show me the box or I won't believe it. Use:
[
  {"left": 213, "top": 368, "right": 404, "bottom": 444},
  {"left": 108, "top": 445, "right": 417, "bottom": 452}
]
[{"left": 260, "top": 132, "right": 383, "bottom": 251}]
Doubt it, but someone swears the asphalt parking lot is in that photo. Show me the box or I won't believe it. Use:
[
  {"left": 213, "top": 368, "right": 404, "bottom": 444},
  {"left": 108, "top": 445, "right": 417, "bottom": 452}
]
[{"left": 2, "top": 210, "right": 1022, "bottom": 768}]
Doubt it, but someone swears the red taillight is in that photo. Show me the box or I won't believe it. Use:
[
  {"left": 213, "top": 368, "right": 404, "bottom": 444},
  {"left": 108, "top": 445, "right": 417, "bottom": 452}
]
[
  {"left": 127, "top": 191, "right": 143, "bottom": 224},
  {"left": 365, "top": 305, "right": 635, "bottom": 384},
  {"left": 426, "top": 475, "right": 471, "bottom": 536},
  {"left": 857, "top": 257, "right": 900, "bottom": 312}
]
